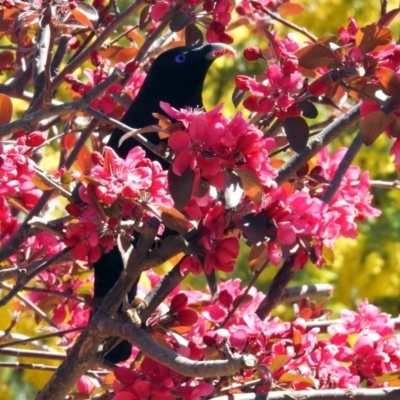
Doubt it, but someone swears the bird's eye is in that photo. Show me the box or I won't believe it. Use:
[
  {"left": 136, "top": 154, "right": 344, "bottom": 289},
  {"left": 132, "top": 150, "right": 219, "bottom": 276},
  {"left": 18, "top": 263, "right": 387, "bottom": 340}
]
[{"left": 175, "top": 54, "right": 186, "bottom": 63}]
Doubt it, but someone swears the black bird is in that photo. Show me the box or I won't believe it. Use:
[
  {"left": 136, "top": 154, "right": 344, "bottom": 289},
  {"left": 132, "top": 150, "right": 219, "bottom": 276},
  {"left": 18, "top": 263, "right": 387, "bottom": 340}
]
[{"left": 93, "top": 43, "right": 234, "bottom": 363}]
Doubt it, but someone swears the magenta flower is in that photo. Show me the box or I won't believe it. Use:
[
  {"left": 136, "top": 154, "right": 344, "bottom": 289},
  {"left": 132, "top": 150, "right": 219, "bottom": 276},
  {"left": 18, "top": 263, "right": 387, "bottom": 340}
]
[{"left": 237, "top": 63, "right": 303, "bottom": 117}]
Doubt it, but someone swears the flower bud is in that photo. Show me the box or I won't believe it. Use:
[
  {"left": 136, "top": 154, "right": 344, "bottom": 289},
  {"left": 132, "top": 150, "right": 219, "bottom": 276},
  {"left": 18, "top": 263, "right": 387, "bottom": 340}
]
[
  {"left": 64, "top": 74, "right": 77, "bottom": 84},
  {"left": 125, "top": 60, "right": 139, "bottom": 74},
  {"left": 243, "top": 46, "right": 263, "bottom": 61},
  {"left": 65, "top": 203, "right": 81, "bottom": 217},
  {"left": 68, "top": 37, "right": 80, "bottom": 50},
  {"left": 26, "top": 131, "right": 46, "bottom": 147},
  {"left": 90, "top": 50, "right": 102, "bottom": 67}
]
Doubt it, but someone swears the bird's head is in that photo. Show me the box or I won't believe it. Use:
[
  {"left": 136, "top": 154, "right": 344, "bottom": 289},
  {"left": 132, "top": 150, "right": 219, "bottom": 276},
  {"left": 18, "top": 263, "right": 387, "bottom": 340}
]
[
  {"left": 141, "top": 43, "right": 236, "bottom": 110},
  {"left": 151, "top": 42, "right": 236, "bottom": 73}
]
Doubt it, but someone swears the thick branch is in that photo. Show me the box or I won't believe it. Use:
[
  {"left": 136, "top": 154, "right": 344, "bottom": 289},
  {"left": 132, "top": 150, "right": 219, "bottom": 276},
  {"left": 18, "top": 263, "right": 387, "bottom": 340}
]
[
  {"left": 211, "top": 387, "right": 400, "bottom": 400},
  {"left": 35, "top": 219, "right": 160, "bottom": 399},
  {"left": 97, "top": 317, "right": 257, "bottom": 378},
  {"left": 0, "top": 70, "right": 122, "bottom": 137},
  {"left": 256, "top": 256, "right": 295, "bottom": 320},
  {"left": 29, "top": 5, "right": 54, "bottom": 112}
]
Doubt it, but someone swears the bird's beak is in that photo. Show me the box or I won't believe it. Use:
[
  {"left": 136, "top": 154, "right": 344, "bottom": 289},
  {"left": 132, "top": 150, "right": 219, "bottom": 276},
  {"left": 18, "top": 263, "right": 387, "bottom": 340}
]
[{"left": 206, "top": 43, "right": 236, "bottom": 60}]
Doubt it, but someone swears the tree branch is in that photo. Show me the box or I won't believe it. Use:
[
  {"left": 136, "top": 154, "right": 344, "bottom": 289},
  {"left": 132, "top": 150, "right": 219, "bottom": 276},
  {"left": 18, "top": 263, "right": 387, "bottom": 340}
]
[
  {"left": 276, "top": 103, "right": 361, "bottom": 186},
  {"left": 0, "top": 248, "right": 71, "bottom": 307},
  {"left": 0, "top": 347, "right": 65, "bottom": 361},
  {"left": 256, "top": 256, "right": 295, "bottom": 320},
  {"left": 211, "top": 387, "right": 400, "bottom": 400},
  {"left": 97, "top": 317, "right": 257, "bottom": 378},
  {"left": 50, "top": 0, "right": 144, "bottom": 90},
  {"left": 0, "top": 70, "right": 122, "bottom": 137},
  {"left": 321, "top": 132, "right": 363, "bottom": 204},
  {"left": 279, "top": 283, "right": 333, "bottom": 304}
]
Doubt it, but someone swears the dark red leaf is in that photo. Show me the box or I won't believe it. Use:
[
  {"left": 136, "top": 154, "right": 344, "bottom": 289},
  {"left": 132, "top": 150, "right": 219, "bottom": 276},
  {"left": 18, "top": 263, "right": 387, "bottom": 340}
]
[
  {"left": 176, "top": 309, "right": 198, "bottom": 326},
  {"left": 377, "top": 8, "right": 400, "bottom": 27},
  {"left": 168, "top": 167, "right": 194, "bottom": 211},
  {"left": 139, "top": 5, "right": 151, "bottom": 30},
  {"left": 359, "top": 110, "right": 392, "bottom": 146},
  {"left": 355, "top": 24, "right": 392, "bottom": 54},
  {"left": 185, "top": 23, "right": 203, "bottom": 46},
  {"left": 374, "top": 68, "right": 400, "bottom": 95},
  {"left": 310, "top": 96, "right": 342, "bottom": 111},
  {"left": 232, "top": 86, "right": 246, "bottom": 108},
  {"left": 169, "top": 10, "right": 191, "bottom": 32},
  {"left": 170, "top": 293, "right": 188, "bottom": 312},
  {"left": 295, "top": 43, "right": 336, "bottom": 69},
  {"left": 297, "top": 101, "right": 318, "bottom": 119},
  {"left": 39, "top": 5, "right": 52, "bottom": 28},
  {"left": 283, "top": 116, "right": 309, "bottom": 153}
]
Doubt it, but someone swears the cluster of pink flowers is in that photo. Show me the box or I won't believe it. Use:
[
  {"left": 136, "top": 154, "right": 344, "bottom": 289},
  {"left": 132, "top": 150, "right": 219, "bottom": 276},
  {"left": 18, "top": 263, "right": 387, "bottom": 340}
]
[
  {"left": 63, "top": 146, "right": 172, "bottom": 262},
  {"left": 87, "top": 146, "right": 172, "bottom": 208},
  {"left": 62, "top": 98, "right": 379, "bottom": 273},
  {"left": 236, "top": 33, "right": 303, "bottom": 119},
  {"left": 256, "top": 147, "right": 381, "bottom": 267},
  {"left": 0, "top": 137, "right": 43, "bottom": 249},
  {"left": 150, "top": 0, "right": 234, "bottom": 44},
  {"left": 164, "top": 102, "right": 277, "bottom": 190},
  {"left": 182, "top": 202, "right": 240, "bottom": 275},
  {"left": 96, "top": 277, "right": 400, "bottom": 399},
  {"left": 0, "top": 137, "right": 41, "bottom": 210}
]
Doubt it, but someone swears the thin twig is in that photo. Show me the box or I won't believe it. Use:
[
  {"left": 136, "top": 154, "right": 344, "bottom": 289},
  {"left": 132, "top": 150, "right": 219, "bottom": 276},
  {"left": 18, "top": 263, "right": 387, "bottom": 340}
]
[
  {"left": 0, "top": 327, "right": 82, "bottom": 350},
  {"left": 0, "top": 283, "right": 59, "bottom": 329},
  {"left": 369, "top": 179, "right": 400, "bottom": 190},
  {"left": 221, "top": 261, "right": 269, "bottom": 328},
  {"left": 0, "top": 362, "right": 61, "bottom": 372},
  {"left": 0, "top": 347, "right": 65, "bottom": 360},
  {"left": 0, "top": 70, "right": 123, "bottom": 137},
  {"left": 0, "top": 248, "right": 71, "bottom": 308},
  {"left": 20, "top": 286, "right": 83, "bottom": 303},
  {"left": 304, "top": 316, "right": 400, "bottom": 333},
  {"left": 262, "top": 7, "right": 317, "bottom": 42},
  {"left": 321, "top": 132, "right": 363, "bottom": 204}
]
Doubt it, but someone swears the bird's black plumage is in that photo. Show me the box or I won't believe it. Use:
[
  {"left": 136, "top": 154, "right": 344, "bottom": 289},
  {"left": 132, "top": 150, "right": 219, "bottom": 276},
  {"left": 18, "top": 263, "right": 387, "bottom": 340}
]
[
  {"left": 107, "top": 43, "right": 227, "bottom": 160},
  {"left": 93, "top": 43, "right": 232, "bottom": 363}
]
